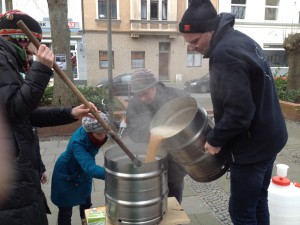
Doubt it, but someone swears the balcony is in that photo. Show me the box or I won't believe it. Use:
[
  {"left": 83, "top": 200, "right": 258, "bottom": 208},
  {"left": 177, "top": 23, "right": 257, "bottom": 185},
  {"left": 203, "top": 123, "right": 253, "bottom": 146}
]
[{"left": 130, "top": 19, "right": 178, "bottom": 35}]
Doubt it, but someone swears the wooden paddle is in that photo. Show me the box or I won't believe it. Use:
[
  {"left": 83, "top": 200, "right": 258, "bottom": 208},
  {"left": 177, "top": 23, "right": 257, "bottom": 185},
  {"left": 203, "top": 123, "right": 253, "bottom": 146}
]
[{"left": 17, "top": 20, "right": 142, "bottom": 167}]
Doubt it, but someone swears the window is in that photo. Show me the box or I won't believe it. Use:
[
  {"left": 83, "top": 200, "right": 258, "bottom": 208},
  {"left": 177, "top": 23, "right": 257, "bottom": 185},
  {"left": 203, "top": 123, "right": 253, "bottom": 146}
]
[
  {"left": 1, "top": 0, "right": 12, "bottom": 12},
  {"left": 150, "top": 0, "right": 158, "bottom": 20},
  {"left": 131, "top": 51, "right": 145, "bottom": 68},
  {"left": 265, "top": 0, "right": 279, "bottom": 20},
  {"left": 159, "top": 42, "right": 170, "bottom": 52},
  {"left": 141, "top": 0, "right": 168, "bottom": 20},
  {"left": 186, "top": 50, "right": 201, "bottom": 67},
  {"left": 231, "top": 0, "right": 246, "bottom": 19},
  {"left": 99, "top": 51, "right": 114, "bottom": 69},
  {"left": 98, "top": 0, "right": 117, "bottom": 19},
  {"left": 162, "top": 0, "right": 167, "bottom": 20},
  {"left": 263, "top": 50, "right": 287, "bottom": 67},
  {"left": 141, "top": 0, "right": 147, "bottom": 19}
]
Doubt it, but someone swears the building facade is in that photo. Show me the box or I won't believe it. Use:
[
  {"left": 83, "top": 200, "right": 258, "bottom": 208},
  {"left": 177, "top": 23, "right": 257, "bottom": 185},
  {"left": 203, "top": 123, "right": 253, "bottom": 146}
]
[
  {"left": 82, "top": 0, "right": 300, "bottom": 84},
  {"left": 1, "top": 0, "right": 85, "bottom": 84},
  {"left": 219, "top": 0, "right": 300, "bottom": 76},
  {"left": 2, "top": 0, "right": 299, "bottom": 84},
  {"left": 83, "top": 0, "right": 215, "bottom": 85}
]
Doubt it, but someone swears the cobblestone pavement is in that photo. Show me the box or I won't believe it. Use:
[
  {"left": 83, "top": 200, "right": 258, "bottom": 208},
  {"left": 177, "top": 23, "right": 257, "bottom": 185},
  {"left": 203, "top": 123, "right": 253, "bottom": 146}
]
[
  {"left": 185, "top": 176, "right": 232, "bottom": 225},
  {"left": 182, "top": 119, "right": 300, "bottom": 225},
  {"left": 40, "top": 119, "right": 300, "bottom": 225}
]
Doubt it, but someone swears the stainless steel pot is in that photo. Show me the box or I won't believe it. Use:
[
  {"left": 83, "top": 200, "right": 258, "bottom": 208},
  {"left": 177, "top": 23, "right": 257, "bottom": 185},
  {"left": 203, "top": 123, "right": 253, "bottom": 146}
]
[
  {"left": 104, "top": 143, "right": 168, "bottom": 225},
  {"left": 150, "top": 96, "right": 229, "bottom": 182}
]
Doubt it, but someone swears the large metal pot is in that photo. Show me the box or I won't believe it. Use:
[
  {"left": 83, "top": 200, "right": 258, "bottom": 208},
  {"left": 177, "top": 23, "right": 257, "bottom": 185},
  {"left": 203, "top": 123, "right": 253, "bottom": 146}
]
[
  {"left": 150, "top": 96, "right": 229, "bottom": 182},
  {"left": 104, "top": 143, "right": 168, "bottom": 225}
]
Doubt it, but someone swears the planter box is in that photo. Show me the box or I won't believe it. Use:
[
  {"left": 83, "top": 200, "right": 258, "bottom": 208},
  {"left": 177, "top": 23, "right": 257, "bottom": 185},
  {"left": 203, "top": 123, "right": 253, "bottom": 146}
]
[
  {"left": 38, "top": 119, "right": 81, "bottom": 138},
  {"left": 279, "top": 100, "right": 300, "bottom": 121},
  {"left": 37, "top": 113, "right": 126, "bottom": 138},
  {"left": 37, "top": 97, "right": 128, "bottom": 138}
]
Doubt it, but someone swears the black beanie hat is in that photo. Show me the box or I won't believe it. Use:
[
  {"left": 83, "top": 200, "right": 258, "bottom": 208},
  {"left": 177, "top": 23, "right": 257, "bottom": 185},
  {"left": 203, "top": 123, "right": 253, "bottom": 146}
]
[
  {"left": 0, "top": 10, "right": 42, "bottom": 42},
  {"left": 179, "top": 0, "right": 220, "bottom": 33}
]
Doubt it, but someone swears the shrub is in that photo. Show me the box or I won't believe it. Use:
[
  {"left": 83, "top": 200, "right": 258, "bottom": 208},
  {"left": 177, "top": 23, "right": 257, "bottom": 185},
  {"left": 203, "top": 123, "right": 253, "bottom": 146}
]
[
  {"left": 40, "top": 86, "right": 53, "bottom": 106},
  {"left": 40, "top": 85, "right": 111, "bottom": 110},
  {"left": 77, "top": 86, "right": 109, "bottom": 111},
  {"left": 274, "top": 76, "right": 300, "bottom": 103}
]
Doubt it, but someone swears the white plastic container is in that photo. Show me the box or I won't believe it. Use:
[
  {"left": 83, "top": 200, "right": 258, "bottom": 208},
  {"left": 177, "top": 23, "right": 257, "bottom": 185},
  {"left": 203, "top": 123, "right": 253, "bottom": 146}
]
[{"left": 268, "top": 164, "right": 300, "bottom": 225}]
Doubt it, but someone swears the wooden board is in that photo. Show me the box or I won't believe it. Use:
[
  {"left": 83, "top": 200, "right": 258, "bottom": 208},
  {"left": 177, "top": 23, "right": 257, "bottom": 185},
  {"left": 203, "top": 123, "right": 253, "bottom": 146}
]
[{"left": 85, "top": 197, "right": 190, "bottom": 225}]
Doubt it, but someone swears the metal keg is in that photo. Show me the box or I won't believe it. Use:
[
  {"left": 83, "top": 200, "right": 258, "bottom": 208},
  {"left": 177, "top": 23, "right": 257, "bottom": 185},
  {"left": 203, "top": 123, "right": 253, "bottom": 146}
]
[
  {"left": 150, "top": 96, "right": 229, "bottom": 182},
  {"left": 104, "top": 143, "right": 168, "bottom": 225}
]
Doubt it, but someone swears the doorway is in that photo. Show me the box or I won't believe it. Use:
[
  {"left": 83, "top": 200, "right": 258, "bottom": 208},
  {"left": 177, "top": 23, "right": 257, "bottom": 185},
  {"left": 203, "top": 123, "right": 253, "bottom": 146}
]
[{"left": 159, "top": 42, "right": 170, "bottom": 81}]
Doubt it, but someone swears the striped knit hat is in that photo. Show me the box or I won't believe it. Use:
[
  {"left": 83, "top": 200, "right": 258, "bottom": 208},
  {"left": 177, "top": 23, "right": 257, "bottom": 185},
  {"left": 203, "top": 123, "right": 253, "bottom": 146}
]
[
  {"left": 0, "top": 10, "right": 42, "bottom": 48},
  {"left": 130, "top": 68, "right": 158, "bottom": 93}
]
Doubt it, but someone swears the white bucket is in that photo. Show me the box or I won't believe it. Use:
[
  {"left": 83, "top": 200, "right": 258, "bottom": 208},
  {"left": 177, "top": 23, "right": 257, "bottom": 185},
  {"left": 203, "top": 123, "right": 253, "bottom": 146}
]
[{"left": 268, "top": 164, "right": 300, "bottom": 225}]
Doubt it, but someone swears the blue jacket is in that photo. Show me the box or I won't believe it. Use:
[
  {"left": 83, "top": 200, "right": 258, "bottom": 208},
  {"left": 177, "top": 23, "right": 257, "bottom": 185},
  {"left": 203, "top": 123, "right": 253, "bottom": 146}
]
[
  {"left": 205, "top": 13, "right": 288, "bottom": 164},
  {"left": 51, "top": 127, "right": 106, "bottom": 207}
]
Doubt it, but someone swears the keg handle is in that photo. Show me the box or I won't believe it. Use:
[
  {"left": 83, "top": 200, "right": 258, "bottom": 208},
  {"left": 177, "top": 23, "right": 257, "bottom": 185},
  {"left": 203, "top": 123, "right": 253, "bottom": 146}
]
[{"left": 17, "top": 20, "right": 142, "bottom": 168}]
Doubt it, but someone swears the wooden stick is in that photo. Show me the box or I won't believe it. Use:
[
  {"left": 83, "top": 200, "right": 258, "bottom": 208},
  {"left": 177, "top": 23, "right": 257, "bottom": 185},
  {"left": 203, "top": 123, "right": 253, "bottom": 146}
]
[{"left": 17, "top": 20, "right": 141, "bottom": 167}]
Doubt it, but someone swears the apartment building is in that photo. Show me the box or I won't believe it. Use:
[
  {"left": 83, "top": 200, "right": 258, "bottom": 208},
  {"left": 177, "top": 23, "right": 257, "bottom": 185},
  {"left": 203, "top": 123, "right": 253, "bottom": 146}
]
[
  {"left": 2, "top": 0, "right": 299, "bottom": 84},
  {"left": 79, "top": 0, "right": 300, "bottom": 84},
  {"left": 83, "top": 0, "right": 216, "bottom": 85}
]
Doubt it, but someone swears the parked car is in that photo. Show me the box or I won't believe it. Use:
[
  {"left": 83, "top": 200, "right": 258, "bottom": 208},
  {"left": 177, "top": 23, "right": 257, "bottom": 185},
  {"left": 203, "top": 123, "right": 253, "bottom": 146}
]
[
  {"left": 184, "top": 73, "right": 210, "bottom": 93},
  {"left": 97, "top": 73, "right": 132, "bottom": 96}
]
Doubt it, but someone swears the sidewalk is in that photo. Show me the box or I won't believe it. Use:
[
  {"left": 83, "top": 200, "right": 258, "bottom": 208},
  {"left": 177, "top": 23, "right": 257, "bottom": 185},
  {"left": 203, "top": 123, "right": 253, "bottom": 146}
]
[{"left": 40, "top": 119, "right": 300, "bottom": 225}]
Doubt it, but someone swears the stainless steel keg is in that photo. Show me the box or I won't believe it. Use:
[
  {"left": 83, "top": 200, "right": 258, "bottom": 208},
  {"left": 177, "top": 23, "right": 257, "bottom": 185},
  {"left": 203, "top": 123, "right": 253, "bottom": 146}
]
[
  {"left": 104, "top": 143, "right": 168, "bottom": 225},
  {"left": 150, "top": 96, "right": 229, "bottom": 182}
]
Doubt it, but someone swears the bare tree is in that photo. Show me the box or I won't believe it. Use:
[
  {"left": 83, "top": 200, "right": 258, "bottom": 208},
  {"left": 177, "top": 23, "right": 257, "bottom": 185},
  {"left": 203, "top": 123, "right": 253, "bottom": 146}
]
[
  {"left": 284, "top": 33, "right": 300, "bottom": 90},
  {"left": 47, "top": 0, "right": 77, "bottom": 106}
]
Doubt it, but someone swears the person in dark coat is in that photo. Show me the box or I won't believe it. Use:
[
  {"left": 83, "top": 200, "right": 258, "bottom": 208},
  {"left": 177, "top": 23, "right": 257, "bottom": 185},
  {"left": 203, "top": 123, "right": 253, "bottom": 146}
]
[
  {"left": 0, "top": 108, "right": 13, "bottom": 206},
  {"left": 0, "top": 10, "right": 96, "bottom": 225},
  {"left": 126, "top": 68, "right": 187, "bottom": 204},
  {"left": 179, "top": 1, "right": 288, "bottom": 224},
  {"left": 51, "top": 112, "right": 108, "bottom": 225}
]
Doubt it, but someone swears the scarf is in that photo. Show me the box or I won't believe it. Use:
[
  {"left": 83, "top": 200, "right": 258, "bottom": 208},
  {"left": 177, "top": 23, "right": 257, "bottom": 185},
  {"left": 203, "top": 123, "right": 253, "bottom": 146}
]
[{"left": 87, "top": 133, "right": 108, "bottom": 148}]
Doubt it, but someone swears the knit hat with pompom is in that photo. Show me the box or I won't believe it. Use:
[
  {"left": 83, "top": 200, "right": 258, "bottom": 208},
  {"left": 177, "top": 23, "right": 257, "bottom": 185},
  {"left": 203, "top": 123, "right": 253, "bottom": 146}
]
[
  {"left": 82, "top": 112, "right": 109, "bottom": 133},
  {"left": 0, "top": 10, "right": 42, "bottom": 48}
]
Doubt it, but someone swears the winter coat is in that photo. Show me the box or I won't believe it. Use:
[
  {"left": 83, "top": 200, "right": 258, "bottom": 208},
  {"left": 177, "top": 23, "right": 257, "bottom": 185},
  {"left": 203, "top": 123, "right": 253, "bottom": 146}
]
[
  {"left": 51, "top": 127, "right": 106, "bottom": 207},
  {"left": 205, "top": 13, "right": 288, "bottom": 164},
  {"left": 126, "top": 82, "right": 187, "bottom": 182},
  {"left": 0, "top": 36, "right": 76, "bottom": 225}
]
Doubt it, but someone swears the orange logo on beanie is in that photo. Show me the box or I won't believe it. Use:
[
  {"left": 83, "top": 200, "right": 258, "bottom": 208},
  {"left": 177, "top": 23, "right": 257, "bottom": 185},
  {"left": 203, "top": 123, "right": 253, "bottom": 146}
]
[{"left": 184, "top": 24, "right": 191, "bottom": 32}]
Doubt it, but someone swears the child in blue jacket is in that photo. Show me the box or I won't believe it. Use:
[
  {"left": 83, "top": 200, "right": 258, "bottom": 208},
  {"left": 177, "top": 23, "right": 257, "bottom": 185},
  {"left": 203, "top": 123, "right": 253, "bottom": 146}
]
[{"left": 51, "top": 112, "right": 109, "bottom": 225}]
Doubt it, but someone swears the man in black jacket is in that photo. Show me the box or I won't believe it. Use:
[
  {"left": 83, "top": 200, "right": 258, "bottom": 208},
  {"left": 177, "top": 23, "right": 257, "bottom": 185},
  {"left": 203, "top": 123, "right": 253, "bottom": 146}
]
[
  {"left": 0, "top": 10, "right": 95, "bottom": 225},
  {"left": 126, "top": 68, "right": 187, "bottom": 203},
  {"left": 179, "top": 1, "right": 288, "bottom": 224}
]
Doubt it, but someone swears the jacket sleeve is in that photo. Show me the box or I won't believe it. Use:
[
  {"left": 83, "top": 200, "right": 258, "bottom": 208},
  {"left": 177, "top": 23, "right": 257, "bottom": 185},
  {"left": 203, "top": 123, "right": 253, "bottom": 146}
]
[
  {"left": 0, "top": 59, "right": 52, "bottom": 122},
  {"left": 71, "top": 139, "right": 105, "bottom": 180},
  {"left": 30, "top": 106, "right": 77, "bottom": 127},
  {"left": 126, "top": 98, "right": 152, "bottom": 143}
]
